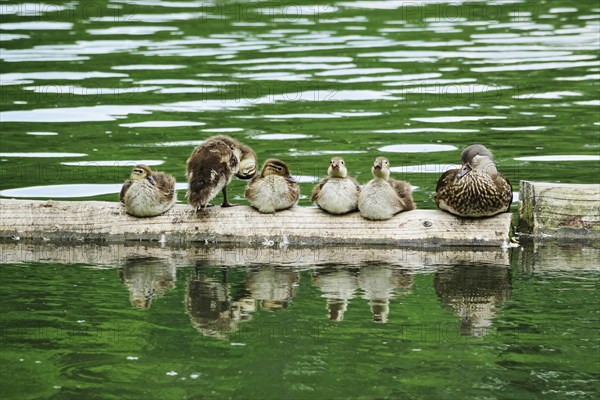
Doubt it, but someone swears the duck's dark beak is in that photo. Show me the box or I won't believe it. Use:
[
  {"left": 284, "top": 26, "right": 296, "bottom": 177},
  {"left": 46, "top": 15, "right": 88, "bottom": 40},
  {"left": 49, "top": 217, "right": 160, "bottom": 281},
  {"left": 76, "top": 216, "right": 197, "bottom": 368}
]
[
  {"left": 331, "top": 161, "right": 339, "bottom": 169},
  {"left": 458, "top": 164, "right": 471, "bottom": 178},
  {"left": 373, "top": 162, "right": 382, "bottom": 170}
]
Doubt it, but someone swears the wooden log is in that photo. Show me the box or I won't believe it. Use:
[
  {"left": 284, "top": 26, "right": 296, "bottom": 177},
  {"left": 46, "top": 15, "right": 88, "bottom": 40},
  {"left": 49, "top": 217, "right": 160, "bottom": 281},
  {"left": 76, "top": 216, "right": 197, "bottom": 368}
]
[
  {"left": 0, "top": 199, "right": 512, "bottom": 247},
  {"left": 0, "top": 242, "right": 510, "bottom": 268},
  {"left": 519, "top": 181, "right": 600, "bottom": 239}
]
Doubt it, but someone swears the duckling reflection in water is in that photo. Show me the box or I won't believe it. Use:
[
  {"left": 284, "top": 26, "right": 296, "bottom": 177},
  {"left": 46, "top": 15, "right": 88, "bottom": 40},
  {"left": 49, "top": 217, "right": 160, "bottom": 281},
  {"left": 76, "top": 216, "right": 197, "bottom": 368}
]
[
  {"left": 434, "top": 264, "right": 512, "bottom": 336},
  {"left": 120, "top": 165, "right": 176, "bottom": 217},
  {"left": 357, "top": 266, "right": 413, "bottom": 323},
  {"left": 311, "top": 157, "right": 360, "bottom": 215},
  {"left": 186, "top": 266, "right": 255, "bottom": 339},
  {"left": 186, "top": 135, "right": 257, "bottom": 211},
  {"left": 119, "top": 257, "right": 176, "bottom": 309},
  {"left": 246, "top": 266, "right": 299, "bottom": 312},
  {"left": 435, "top": 144, "right": 512, "bottom": 217},
  {"left": 245, "top": 159, "right": 300, "bottom": 214},
  {"left": 358, "top": 157, "right": 415, "bottom": 220},
  {"left": 312, "top": 267, "right": 359, "bottom": 321}
]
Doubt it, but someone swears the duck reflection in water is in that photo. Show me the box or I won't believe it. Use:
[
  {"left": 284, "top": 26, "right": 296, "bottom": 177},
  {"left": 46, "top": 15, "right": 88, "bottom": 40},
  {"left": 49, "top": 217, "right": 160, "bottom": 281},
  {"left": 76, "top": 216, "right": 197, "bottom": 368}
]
[
  {"left": 186, "top": 262, "right": 254, "bottom": 339},
  {"left": 312, "top": 267, "right": 360, "bottom": 321},
  {"left": 246, "top": 266, "right": 299, "bottom": 312},
  {"left": 434, "top": 264, "right": 512, "bottom": 337},
  {"left": 119, "top": 256, "right": 176, "bottom": 309},
  {"left": 358, "top": 266, "right": 413, "bottom": 323}
]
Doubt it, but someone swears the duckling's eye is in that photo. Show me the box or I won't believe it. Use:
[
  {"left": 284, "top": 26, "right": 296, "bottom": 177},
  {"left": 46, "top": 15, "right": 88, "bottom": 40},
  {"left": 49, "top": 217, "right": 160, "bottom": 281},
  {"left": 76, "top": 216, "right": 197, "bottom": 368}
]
[
  {"left": 134, "top": 169, "right": 143, "bottom": 174},
  {"left": 340, "top": 160, "right": 345, "bottom": 165},
  {"left": 276, "top": 166, "right": 283, "bottom": 171}
]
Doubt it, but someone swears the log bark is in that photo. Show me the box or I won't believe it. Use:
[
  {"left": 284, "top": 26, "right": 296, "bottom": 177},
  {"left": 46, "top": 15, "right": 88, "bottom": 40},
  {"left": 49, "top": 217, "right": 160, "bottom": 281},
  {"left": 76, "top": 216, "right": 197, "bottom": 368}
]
[
  {"left": 519, "top": 181, "right": 600, "bottom": 239},
  {"left": 0, "top": 199, "right": 512, "bottom": 247}
]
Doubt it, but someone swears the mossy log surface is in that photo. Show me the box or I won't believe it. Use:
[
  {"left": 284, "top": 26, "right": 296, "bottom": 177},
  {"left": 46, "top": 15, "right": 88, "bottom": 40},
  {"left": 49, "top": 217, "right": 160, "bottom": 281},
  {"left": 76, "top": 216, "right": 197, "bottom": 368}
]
[
  {"left": 518, "top": 181, "right": 600, "bottom": 240},
  {"left": 0, "top": 199, "right": 512, "bottom": 247}
]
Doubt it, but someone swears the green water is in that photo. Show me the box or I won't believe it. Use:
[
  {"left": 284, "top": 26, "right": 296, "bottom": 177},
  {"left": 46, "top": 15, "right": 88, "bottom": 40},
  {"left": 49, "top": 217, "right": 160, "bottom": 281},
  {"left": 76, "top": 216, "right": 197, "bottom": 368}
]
[
  {"left": 0, "top": 243, "right": 599, "bottom": 399},
  {"left": 1, "top": 0, "right": 599, "bottom": 398}
]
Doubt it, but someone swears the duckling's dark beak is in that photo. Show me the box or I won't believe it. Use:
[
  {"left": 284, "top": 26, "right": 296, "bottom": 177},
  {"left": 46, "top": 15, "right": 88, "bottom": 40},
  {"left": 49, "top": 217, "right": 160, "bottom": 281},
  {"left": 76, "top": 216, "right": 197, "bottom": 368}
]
[
  {"left": 458, "top": 164, "right": 471, "bottom": 178},
  {"left": 373, "top": 162, "right": 382, "bottom": 170},
  {"left": 331, "top": 161, "right": 339, "bottom": 169}
]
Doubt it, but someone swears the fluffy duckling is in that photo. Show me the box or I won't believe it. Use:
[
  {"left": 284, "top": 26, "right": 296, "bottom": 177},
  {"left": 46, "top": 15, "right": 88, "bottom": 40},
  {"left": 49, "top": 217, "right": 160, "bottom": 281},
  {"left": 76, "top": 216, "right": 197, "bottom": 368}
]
[
  {"left": 186, "top": 135, "right": 257, "bottom": 210},
  {"left": 358, "top": 157, "right": 416, "bottom": 220},
  {"left": 120, "top": 164, "right": 176, "bottom": 217},
  {"left": 311, "top": 157, "right": 360, "bottom": 215},
  {"left": 435, "top": 144, "right": 512, "bottom": 217},
  {"left": 245, "top": 159, "right": 299, "bottom": 213}
]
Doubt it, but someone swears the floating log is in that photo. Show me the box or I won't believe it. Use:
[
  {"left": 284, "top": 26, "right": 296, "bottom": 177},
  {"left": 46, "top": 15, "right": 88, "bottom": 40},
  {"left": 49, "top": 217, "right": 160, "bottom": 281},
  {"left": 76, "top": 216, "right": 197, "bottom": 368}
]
[
  {"left": 0, "top": 199, "right": 512, "bottom": 247},
  {"left": 519, "top": 181, "right": 600, "bottom": 240}
]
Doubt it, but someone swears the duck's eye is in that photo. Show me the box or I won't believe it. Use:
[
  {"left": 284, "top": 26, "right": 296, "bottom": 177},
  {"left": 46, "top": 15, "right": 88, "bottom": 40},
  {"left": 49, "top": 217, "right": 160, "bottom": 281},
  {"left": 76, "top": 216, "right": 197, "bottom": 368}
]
[
  {"left": 276, "top": 166, "right": 283, "bottom": 171},
  {"left": 340, "top": 160, "right": 345, "bottom": 165},
  {"left": 134, "top": 169, "right": 143, "bottom": 174}
]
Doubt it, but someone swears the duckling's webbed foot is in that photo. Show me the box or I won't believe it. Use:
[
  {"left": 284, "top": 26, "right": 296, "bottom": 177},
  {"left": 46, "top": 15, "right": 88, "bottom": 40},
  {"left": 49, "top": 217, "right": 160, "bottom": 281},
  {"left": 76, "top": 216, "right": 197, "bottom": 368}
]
[{"left": 221, "top": 187, "right": 237, "bottom": 208}]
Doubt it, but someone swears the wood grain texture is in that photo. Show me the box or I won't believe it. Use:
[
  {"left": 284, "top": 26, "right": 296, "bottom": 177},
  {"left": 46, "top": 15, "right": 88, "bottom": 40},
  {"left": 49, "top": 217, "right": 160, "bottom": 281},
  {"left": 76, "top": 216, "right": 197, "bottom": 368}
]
[
  {"left": 519, "top": 181, "right": 600, "bottom": 239},
  {"left": 0, "top": 199, "right": 512, "bottom": 246}
]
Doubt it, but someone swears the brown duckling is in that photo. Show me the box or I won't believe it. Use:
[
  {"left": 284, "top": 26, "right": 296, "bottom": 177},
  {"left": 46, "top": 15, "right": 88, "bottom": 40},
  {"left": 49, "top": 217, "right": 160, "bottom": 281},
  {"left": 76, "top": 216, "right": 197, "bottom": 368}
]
[
  {"left": 435, "top": 144, "right": 512, "bottom": 217},
  {"left": 311, "top": 157, "right": 360, "bottom": 215},
  {"left": 120, "top": 164, "right": 176, "bottom": 217},
  {"left": 358, "top": 157, "right": 415, "bottom": 220},
  {"left": 186, "top": 135, "right": 257, "bottom": 210},
  {"left": 245, "top": 159, "right": 299, "bottom": 213}
]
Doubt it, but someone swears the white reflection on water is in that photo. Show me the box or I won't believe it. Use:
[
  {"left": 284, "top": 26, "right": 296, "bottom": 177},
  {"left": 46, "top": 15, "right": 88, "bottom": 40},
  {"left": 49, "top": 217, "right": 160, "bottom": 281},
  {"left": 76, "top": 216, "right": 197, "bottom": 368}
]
[
  {"left": 112, "top": 64, "right": 186, "bottom": 70},
  {"left": 490, "top": 126, "right": 545, "bottom": 131},
  {"left": 87, "top": 26, "right": 179, "bottom": 35},
  {"left": 374, "top": 128, "right": 478, "bottom": 133},
  {"left": 378, "top": 144, "right": 458, "bottom": 153},
  {"left": 129, "top": 140, "right": 205, "bottom": 147},
  {"left": 0, "top": 71, "right": 127, "bottom": 84},
  {"left": 390, "top": 164, "right": 461, "bottom": 173},
  {"left": 411, "top": 116, "right": 506, "bottom": 123},
  {"left": 0, "top": 184, "right": 123, "bottom": 198},
  {"left": 0, "top": 21, "right": 73, "bottom": 30},
  {"left": 0, "top": 33, "right": 30, "bottom": 41},
  {"left": 472, "top": 61, "right": 599, "bottom": 73},
  {"left": 210, "top": 56, "right": 354, "bottom": 65},
  {"left": 514, "top": 155, "right": 600, "bottom": 162},
  {"left": 289, "top": 150, "right": 366, "bottom": 156},
  {"left": 0, "top": 152, "right": 86, "bottom": 157},
  {"left": 201, "top": 128, "right": 243, "bottom": 133},
  {"left": 513, "top": 91, "right": 582, "bottom": 99},
  {"left": 555, "top": 74, "right": 600, "bottom": 81},
  {"left": 253, "top": 134, "right": 311, "bottom": 140},
  {"left": 120, "top": 121, "right": 205, "bottom": 128},
  {"left": 26, "top": 131, "right": 59, "bottom": 136},
  {"left": 61, "top": 160, "right": 165, "bottom": 166}
]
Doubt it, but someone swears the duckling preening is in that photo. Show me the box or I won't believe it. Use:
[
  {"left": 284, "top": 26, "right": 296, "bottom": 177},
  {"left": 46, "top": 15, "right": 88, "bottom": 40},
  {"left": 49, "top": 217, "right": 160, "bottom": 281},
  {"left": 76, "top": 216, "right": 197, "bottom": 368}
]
[
  {"left": 245, "top": 158, "right": 299, "bottom": 213},
  {"left": 186, "top": 135, "right": 257, "bottom": 210},
  {"left": 435, "top": 144, "right": 512, "bottom": 217},
  {"left": 358, "top": 157, "right": 416, "bottom": 220},
  {"left": 311, "top": 157, "right": 360, "bottom": 215},
  {"left": 120, "top": 164, "right": 176, "bottom": 217}
]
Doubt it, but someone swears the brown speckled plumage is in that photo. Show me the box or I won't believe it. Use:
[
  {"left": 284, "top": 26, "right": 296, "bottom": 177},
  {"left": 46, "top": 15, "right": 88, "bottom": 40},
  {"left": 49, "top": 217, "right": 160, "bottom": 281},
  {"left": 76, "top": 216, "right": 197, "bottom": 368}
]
[
  {"left": 120, "top": 165, "right": 176, "bottom": 217},
  {"left": 245, "top": 159, "right": 299, "bottom": 213},
  {"left": 186, "top": 135, "right": 256, "bottom": 210},
  {"left": 435, "top": 144, "right": 512, "bottom": 217}
]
